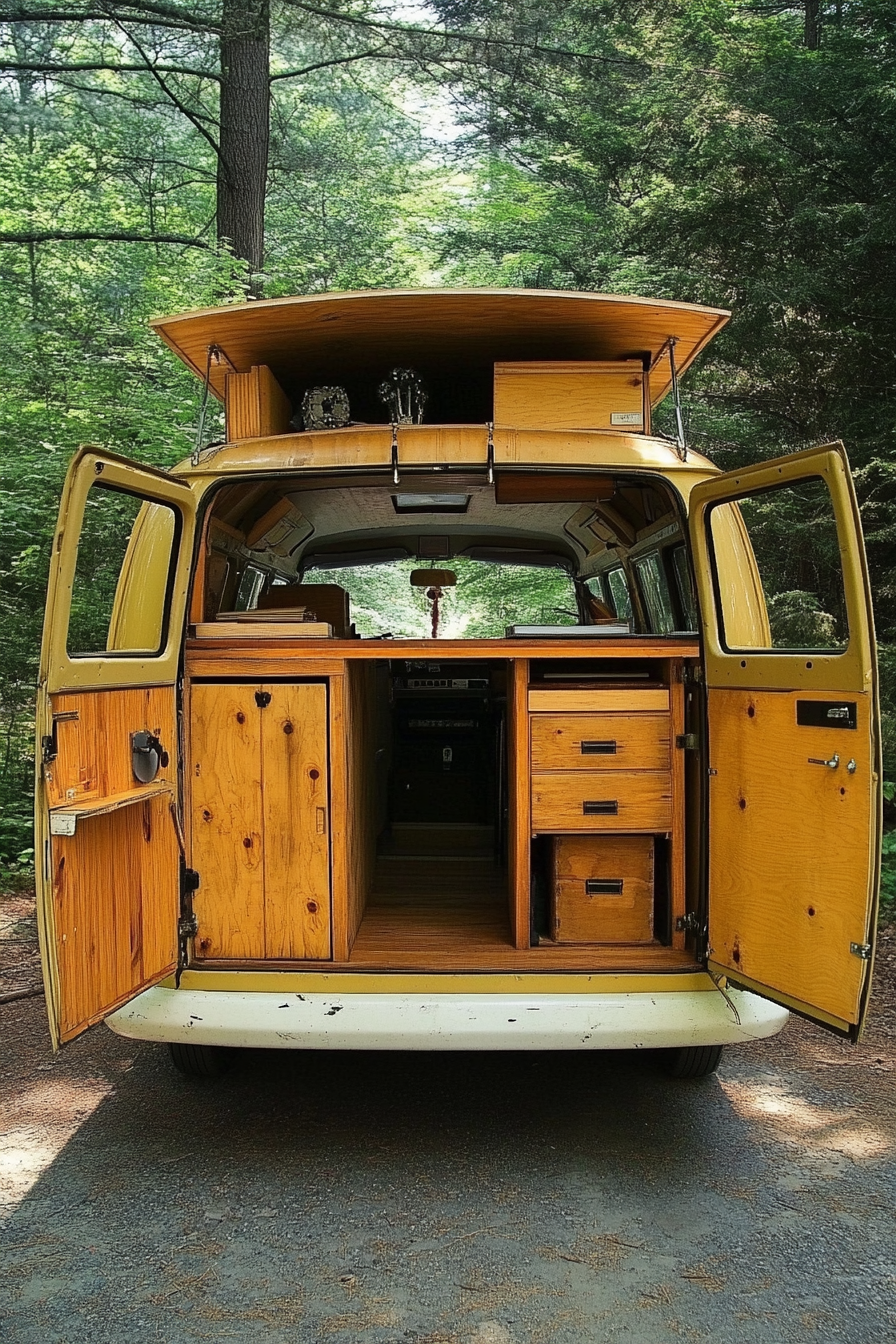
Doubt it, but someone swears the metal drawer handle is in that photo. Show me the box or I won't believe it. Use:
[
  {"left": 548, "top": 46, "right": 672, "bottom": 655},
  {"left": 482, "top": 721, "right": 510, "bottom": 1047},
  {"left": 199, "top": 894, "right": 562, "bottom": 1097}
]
[
  {"left": 583, "top": 800, "right": 618, "bottom": 815},
  {"left": 581, "top": 740, "right": 617, "bottom": 755},
  {"left": 585, "top": 879, "right": 624, "bottom": 896}
]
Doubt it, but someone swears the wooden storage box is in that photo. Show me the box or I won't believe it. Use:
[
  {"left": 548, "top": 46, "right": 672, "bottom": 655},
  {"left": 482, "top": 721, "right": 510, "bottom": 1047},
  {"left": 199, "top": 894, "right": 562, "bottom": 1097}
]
[
  {"left": 494, "top": 361, "right": 645, "bottom": 432},
  {"left": 550, "top": 835, "right": 654, "bottom": 944}
]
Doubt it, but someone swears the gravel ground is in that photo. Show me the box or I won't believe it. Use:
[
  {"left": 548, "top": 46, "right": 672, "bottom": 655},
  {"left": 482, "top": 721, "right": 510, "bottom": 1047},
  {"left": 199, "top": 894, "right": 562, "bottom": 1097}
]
[{"left": 1, "top": 889, "right": 895, "bottom": 1344}]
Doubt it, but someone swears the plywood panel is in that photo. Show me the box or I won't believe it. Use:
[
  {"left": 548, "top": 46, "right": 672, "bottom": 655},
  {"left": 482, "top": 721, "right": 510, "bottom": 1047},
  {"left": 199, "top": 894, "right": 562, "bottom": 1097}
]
[
  {"left": 494, "top": 361, "right": 644, "bottom": 431},
  {"left": 262, "top": 683, "right": 331, "bottom": 959},
  {"left": 528, "top": 688, "right": 670, "bottom": 713},
  {"left": 531, "top": 770, "right": 672, "bottom": 832},
  {"left": 707, "top": 688, "right": 873, "bottom": 1025},
  {"left": 530, "top": 714, "right": 670, "bottom": 772},
  {"left": 46, "top": 686, "right": 175, "bottom": 808},
  {"left": 189, "top": 683, "right": 265, "bottom": 959},
  {"left": 343, "top": 662, "right": 379, "bottom": 954},
  {"left": 226, "top": 364, "right": 292, "bottom": 441},
  {"left": 508, "top": 659, "right": 530, "bottom": 948},
  {"left": 54, "top": 794, "right": 178, "bottom": 1042}
]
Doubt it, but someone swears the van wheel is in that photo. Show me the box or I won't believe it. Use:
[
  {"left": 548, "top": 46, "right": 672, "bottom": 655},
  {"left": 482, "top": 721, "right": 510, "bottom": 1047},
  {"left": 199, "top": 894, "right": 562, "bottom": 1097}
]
[
  {"left": 662, "top": 1045, "right": 724, "bottom": 1079},
  {"left": 167, "top": 1042, "right": 231, "bottom": 1078}
]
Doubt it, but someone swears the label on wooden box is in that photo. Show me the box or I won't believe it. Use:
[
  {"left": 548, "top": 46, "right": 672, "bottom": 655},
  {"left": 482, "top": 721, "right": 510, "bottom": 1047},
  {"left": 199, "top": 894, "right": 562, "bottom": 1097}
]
[{"left": 551, "top": 835, "right": 654, "bottom": 944}]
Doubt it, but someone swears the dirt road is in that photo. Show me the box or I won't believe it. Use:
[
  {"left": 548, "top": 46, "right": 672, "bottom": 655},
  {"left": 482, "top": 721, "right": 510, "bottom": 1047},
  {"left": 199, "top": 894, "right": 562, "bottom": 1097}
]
[{"left": 2, "top": 893, "right": 895, "bottom": 1344}]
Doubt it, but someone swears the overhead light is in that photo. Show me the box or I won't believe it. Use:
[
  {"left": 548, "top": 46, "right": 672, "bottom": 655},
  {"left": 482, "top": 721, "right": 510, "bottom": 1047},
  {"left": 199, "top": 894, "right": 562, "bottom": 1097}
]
[{"left": 392, "top": 494, "right": 470, "bottom": 513}]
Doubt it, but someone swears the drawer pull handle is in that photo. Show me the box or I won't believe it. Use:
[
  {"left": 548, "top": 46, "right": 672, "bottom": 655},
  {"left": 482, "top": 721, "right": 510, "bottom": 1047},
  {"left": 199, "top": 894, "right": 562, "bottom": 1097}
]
[
  {"left": 581, "top": 740, "right": 617, "bottom": 755},
  {"left": 585, "top": 879, "right": 624, "bottom": 896},
  {"left": 583, "top": 800, "right": 618, "bottom": 815}
]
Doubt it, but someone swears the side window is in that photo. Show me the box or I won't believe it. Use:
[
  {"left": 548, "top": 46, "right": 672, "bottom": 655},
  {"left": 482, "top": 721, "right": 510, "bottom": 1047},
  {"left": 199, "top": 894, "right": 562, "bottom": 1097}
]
[
  {"left": 708, "top": 478, "right": 848, "bottom": 652},
  {"left": 605, "top": 566, "right": 633, "bottom": 622},
  {"left": 632, "top": 552, "right": 675, "bottom": 634},
  {"left": 670, "top": 545, "right": 698, "bottom": 631},
  {"left": 68, "top": 486, "right": 178, "bottom": 657},
  {"left": 234, "top": 563, "right": 267, "bottom": 611}
]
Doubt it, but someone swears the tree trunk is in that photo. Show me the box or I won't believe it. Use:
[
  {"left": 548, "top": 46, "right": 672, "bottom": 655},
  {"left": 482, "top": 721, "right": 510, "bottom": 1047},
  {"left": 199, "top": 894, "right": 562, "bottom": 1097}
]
[
  {"left": 804, "top": 0, "right": 820, "bottom": 50},
  {"left": 217, "top": 0, "right": 270, "bottom": 295}
]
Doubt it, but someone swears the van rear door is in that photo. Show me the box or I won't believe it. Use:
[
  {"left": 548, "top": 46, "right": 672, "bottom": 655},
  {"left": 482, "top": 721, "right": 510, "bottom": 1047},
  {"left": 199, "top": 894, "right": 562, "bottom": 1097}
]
[
  {"left": 688, "top": 443, "right": 880, "bottom": 1039},
  {"left": 36, "top": 447, "right": 197, "bottom": 1047}
]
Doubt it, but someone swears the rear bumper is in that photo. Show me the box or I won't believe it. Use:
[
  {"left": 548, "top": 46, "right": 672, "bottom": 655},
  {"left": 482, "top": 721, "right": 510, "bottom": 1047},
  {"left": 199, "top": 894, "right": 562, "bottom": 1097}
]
[{"left": 107, "top": 983, "right": 788, "bottom": 1051}]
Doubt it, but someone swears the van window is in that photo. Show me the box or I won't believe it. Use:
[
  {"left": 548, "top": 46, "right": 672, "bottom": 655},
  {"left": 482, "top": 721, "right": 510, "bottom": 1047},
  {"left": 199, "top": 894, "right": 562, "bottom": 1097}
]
[
  {"left": 633, "top": 553, "right": 675, "bottom": 634},
  {"left": 670, "top": 545, "right": 698, "bottom": 630},
  {"left": 306, "top": 556, "right": 579, "bottom": 638},
  {"left": 708, "top": 477, "right": 848, "bottom": 651},
  {"left": 68, "top": 485, "right": 178, "bottom": 657},
  {"left": 235, "top": 564, "right": 267, "bottom": 611},
  {"left": 604, "top": 567, "right": 633, "bottom": 622}
]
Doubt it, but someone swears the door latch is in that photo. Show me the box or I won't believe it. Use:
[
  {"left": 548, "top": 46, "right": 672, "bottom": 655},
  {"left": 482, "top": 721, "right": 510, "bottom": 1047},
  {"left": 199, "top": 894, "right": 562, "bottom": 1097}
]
[
  {"left": 808, "top": 754, "right": 840, "bottom": 769},
  {"left": 255, "top": 690, "right": 272, "bottom": 708},
  {"left": 850, "top": 941, "right": 872, "bottom": 960},
  {"left": 131, "top": 731, "right": 169, "bottom": 783}
]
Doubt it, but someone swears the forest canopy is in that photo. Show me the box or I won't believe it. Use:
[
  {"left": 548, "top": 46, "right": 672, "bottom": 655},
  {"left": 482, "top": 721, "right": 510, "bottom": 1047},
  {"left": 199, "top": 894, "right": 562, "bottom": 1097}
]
[{"left": 1, "top": 0, "right": 894, "bottom": 877}]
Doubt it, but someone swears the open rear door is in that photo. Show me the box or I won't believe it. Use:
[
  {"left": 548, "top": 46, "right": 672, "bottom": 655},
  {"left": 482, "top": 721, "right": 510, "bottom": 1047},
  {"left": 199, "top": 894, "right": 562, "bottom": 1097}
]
[
  {"left": 36, "top": 447, "right": 197, "bottom": 1047},
  {"left": 689, "top": 443, "right": 881, "bottom": 1039}
]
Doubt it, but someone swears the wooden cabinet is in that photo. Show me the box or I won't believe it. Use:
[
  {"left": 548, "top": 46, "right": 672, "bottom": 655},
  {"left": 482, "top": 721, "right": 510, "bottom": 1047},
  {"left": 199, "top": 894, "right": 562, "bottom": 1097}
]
[
  {"left": 189, "top": 681, "right": 331, "bottom": 960},
  {"left": 528, "top": 679, "right": 680, "bottom": 947}
]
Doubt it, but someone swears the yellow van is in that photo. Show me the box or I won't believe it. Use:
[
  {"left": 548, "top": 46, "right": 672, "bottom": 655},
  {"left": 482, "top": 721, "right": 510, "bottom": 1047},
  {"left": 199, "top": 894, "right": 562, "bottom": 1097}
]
[{"left": 34, "top": 289, "right": 882, "bottom": 1079}]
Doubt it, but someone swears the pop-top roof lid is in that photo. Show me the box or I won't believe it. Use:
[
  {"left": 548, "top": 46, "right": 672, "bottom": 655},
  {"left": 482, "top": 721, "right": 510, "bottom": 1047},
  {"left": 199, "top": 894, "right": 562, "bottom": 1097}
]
[{"left": 150, "top": 287, "right": 729, "bottom": 420}]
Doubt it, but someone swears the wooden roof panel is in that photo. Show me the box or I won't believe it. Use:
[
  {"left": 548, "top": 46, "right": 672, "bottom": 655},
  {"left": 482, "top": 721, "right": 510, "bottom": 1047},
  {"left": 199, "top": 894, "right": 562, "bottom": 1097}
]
[{"left": 150, "top": 288, "right": 729, "bottom": 410}]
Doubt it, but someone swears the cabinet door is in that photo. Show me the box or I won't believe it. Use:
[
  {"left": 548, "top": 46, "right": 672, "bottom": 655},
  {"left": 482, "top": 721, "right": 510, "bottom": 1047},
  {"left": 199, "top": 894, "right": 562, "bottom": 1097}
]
[
  {"left": 262, "top": 683, "right": 331, "bottom": 959},
  {"left": 190, "top": 682, "right": 331, "bottom": 960}
]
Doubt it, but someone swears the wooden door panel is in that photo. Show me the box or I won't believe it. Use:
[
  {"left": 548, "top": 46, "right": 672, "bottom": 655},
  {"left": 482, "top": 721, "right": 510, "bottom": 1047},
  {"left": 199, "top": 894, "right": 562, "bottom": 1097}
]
[
  {"left": 190, "top": 684, "right": 265, "bottom": 959},
  {"left": 707, "top": 689, "right": 873, "bottom": 1025},
  {"left": 262, "top": 683, "right": 331, "bottom": 959},
  {"left": 46, "top": 688, "right": 176, "bottom": 808},
  {"left": 53, "top": 795, "right": 178, "bottom": 1042}
]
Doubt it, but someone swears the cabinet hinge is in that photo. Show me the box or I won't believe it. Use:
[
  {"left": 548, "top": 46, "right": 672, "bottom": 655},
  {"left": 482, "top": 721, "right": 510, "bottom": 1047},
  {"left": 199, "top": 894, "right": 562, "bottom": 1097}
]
[
  {"left": 850, "top": 941, "right": 872, "bottom": 961},
  {"left": 676, "top": 733, "right": 698, "bottom": 750}
]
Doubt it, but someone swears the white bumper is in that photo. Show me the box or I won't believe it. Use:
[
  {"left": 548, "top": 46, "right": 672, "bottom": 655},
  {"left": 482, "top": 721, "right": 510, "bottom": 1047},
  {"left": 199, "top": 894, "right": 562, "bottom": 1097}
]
[{"left": 107, "top": 985, "right": 788, "bottom": 1051}]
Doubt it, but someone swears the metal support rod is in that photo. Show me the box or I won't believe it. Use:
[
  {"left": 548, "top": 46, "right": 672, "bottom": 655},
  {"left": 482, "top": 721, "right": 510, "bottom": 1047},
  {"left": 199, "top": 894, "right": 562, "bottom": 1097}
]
[
  {"left": 391, "top": 421, "right": 400, "bottom": 485},
  {"left": 193, "top": 343, "right": 222, "bottom": 465},
  {"left": 668, "top": 336, "right": 687, "bottom": 461},
  {"left": 486, "top": 421, "right": 495, "bottom": 484}
]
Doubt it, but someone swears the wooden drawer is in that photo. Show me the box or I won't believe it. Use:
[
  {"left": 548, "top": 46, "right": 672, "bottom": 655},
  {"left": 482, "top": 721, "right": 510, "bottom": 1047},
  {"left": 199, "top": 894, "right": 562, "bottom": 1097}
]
[
  {"left": 531, "top": 770, "right": 672, "bottom": 831},
  {"left": 551, "top": 835, "right": 654, "bottom": 944},
  {"left": 528, "top": 688, "right": 669, "bottom": 714},
  {"left": 530, "top": 713, "right": 670, "bottom": 772}
]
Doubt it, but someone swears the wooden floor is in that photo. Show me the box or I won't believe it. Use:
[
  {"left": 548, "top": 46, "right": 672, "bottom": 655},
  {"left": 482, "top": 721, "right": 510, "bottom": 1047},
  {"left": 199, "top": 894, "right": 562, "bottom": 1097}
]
[
  {"left": 342, "top": 856, "right": 696, "bottom": 973},
  {"left": 197, "top": 857, "right": 699, "bottom": 974}
]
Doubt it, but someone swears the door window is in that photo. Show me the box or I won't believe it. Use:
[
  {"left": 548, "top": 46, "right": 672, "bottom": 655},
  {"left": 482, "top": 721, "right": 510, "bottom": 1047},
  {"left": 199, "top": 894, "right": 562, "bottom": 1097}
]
[
  {"left": 67, "top": 485, "right": 178, "bottom": 657},
  {"left": 708, "top": 476, "right": 848, "bottom": 652},
  {"left": 670, "top": 545, "right": 698, "bottom": 631}
]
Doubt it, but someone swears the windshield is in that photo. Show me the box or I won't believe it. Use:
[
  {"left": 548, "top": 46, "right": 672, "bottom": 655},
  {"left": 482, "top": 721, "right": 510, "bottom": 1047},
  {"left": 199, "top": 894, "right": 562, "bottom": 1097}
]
[{"left": 305, "top": 557, "right": 579, "bottom": 638}]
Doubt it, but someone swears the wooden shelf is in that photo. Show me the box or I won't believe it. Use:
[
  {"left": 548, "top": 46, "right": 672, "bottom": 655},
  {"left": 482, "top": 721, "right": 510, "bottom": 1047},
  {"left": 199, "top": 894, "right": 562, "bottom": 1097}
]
[{"left": 49, "top": 780, "right": 173, "bottom": 836}]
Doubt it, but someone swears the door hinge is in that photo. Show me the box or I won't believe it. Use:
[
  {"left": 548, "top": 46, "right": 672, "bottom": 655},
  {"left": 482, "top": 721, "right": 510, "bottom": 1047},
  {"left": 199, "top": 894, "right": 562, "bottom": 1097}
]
[
  {"left": 676, "top": 912, "right": 707, "bottom": 937},
  {"left": 176, "top": 864, "right": 201, "bottom": 981},
  {"left": 850, "top": 941, "right": 872, "bottom": 961},
  {"left": 676, "top": 733, "right": 698, "bottom": 750},
  {"left": 255, "top": 690, "right": 272, "bottom": 708},
  {"left": 41, "top": 709, "right": 79, "bottom": 764}
]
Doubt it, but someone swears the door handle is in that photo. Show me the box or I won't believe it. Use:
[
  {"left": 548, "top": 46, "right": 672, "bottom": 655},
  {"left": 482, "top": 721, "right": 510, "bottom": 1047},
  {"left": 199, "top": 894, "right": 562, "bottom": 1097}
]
[{"left": 808, "top": 754, "right": 840, "bottom": 769}]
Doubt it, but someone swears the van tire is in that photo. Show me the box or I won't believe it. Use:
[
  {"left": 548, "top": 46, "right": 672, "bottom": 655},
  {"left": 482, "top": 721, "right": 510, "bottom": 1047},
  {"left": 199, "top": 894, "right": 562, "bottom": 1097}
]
[
  {"left": 167, "top": 1042, "right": 231, "bottom": 1078},
  {"left": 662, "top": 1045, "right": 724, "bottom": 1079}
]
